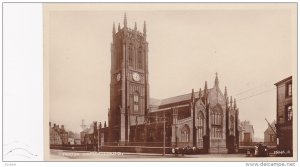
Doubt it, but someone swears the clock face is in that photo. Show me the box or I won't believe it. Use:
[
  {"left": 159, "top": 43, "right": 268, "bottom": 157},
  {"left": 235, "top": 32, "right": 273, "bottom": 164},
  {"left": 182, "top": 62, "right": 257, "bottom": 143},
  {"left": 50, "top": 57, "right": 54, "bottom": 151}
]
[
  {"left": 132, "top": 72, "right": 140, "bottom": 82},
  {"left": 116, "top": 73, "right": 121, "bottom": 81}
]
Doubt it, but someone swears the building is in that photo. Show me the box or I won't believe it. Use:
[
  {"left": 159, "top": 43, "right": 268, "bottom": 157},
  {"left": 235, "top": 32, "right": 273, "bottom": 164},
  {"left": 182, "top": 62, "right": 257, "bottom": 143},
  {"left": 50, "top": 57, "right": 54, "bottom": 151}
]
[
  {"left": 68, "top": 138, "right": 75, "bottom": 145},
  {"left": 49, "top": 123, "right": 62, "bottom": 145},
  {"left": 239, "top": 120, "right": 254, "bottom": 145},
  {"left": 80, "top": 121, "right": 107, "bottom": 150},
  {"left": 59, "top": 125, "right": 69, "bottom": 145},
  {"left": 74, "top": 139, "right": 81, "bottom": 145},
  {"left": 106, "top": 14, "right": 240, "bottom": 153},
  {"left": 264, "top": 120, "right": 276, "bottom": 146},
  {"left": 68, "top": 131, "right": 81, "bottom": 145},
  {"left": 80, "top": 122, "right": 97, "bottom": 145},
  {"left": 49, "top": 122, "right": 68, "bottom": 145},
  {"left": 274, "top": 76, "right": 293, "bottom": 153},
  {"left": 108, "top": 13, "right": 149, "bottom": 144}
]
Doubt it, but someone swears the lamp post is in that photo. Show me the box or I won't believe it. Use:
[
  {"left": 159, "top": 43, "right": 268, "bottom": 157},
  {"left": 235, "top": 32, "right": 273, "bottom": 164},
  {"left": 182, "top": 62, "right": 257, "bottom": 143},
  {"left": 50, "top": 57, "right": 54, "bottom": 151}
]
[
  {"left": 130, "top": 113, "right": 167, "bottom": 156},
  {"left": 163, "top": 110, "right": 165, "bottom": 156},
  {"left": 97, "top": 122, "right": 102, "bottom": 152},
  {"left": 97, "top": 123, "right": 100, "bottom": 152}
]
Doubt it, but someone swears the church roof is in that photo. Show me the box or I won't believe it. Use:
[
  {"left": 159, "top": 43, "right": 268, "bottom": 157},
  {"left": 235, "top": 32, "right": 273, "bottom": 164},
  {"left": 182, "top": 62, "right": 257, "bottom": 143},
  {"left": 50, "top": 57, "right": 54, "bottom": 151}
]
[
  {"left": 150, "top": 89, "right": 212, "bottom": 109},
  {"left": 149, "top": 74, "right": 227, "bottom": 112}
]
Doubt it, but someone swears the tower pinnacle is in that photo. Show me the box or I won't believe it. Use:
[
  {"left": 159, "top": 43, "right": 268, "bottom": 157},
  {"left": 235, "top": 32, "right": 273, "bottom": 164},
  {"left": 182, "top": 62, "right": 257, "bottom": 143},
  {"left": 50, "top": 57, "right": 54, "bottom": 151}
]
[
  {"left": 112, "top": 22, "right": 116, "bottom": 35},
  {"left": 199, "top": 88, "right": 202, "bottom": 99},
  {"left": 143, "top": 21, "right": 147, "bottom": 36},
  {"left": 191, "top": 89, "right": 195, "bottom": 103},
  {"left": 234, "top": 98, "right": 237, "bottom": 109},
  {"left": 124, "top": 12, "right": 127, "bottom": 28},
  {"left": 214, "top": 72, "right": 219, "bottom": 88},
  {"left": 224, "top": 86, "right": 227, "bottom": 98}
]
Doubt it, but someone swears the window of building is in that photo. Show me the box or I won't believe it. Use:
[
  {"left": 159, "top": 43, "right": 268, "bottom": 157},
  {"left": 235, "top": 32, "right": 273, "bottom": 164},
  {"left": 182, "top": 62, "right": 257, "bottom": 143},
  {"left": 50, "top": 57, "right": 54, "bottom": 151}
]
[
  {"left": 181, "top": 125, "right": 190, "bottom": 143},
  {"left": 286, "top": 82, "right": 292, "bottom": 97},
  {"left": 129, "top": 46, "right": 133, "bottom": 67},
  {"left": 133, "top": 93, "right": 139, "bottom": 113},
  {"left": 212, "top": 111, "right": 222, "bottom": 125},
  {"left": 211, "top": 106, "right": 223, "bottom": 138},
  {"left": 286, "top": 105, "right": 292, "bottom": 122},
  {"left": 137, "top": 47, "right": 143, "bottom": 69},
  {"left": 198, "top": 112, "right": 204, "bottom": 138}
]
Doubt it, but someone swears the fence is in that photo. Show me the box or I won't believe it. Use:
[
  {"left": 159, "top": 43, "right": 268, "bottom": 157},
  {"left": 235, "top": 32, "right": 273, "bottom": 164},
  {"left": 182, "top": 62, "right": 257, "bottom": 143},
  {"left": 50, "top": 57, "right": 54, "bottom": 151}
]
[{"left": 239, "top": 142, "right": 276, "bottom": 146}]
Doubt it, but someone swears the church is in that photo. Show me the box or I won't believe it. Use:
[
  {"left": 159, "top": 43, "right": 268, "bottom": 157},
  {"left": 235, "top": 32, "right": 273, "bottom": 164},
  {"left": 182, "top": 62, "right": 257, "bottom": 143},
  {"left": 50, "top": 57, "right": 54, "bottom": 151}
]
[{"left": 107, "top": 14, "right": 240, "bottom": 153}]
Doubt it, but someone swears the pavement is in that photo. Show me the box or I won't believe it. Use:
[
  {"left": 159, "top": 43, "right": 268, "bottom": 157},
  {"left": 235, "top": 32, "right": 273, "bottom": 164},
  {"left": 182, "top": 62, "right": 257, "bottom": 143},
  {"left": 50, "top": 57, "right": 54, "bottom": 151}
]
[{"left": 49, "top": 149, "right": 247, "bottom": 160}]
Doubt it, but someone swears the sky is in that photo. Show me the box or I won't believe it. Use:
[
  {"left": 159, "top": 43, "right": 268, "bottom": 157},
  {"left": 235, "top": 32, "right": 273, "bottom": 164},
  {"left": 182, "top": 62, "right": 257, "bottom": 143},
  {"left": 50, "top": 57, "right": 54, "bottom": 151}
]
[{"left": 46, "top": 4, "right": 296, "bottom": 139}]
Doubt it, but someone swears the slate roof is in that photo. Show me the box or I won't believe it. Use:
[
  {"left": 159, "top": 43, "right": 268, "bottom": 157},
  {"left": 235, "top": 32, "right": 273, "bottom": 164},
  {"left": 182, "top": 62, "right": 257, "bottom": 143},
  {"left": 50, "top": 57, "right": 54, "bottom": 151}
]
[
  {"left": 149, "top": 89, "right": 212, "bottom": 111},
  {"left": 274, "top": 76, "right": 292, "bottom": 86}
]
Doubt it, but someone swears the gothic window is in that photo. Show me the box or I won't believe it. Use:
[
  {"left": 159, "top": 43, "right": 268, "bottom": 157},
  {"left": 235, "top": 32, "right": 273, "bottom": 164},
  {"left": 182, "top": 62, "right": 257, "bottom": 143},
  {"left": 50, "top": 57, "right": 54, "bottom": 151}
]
[
  {"left": 181, "top": 125, "right": 190, "bottom": 143},
  {"left": 129, "top": 46, "right": 133, "bottom": 67},
  {"left": 211, "top": 105, "right": 223, "bottom": 138},
  {"left": 133, "top": 92, "right": 139, "bottom": 113},
  {"left": 137, "top": 47, "right": 143, "bottom": 69},
  {"left": 117, "top": 43, "right": 123, "bottom": 69},
  {"left": 212, "top": 110, "right": 222, "bottom": 125},
  {"left": 198, "top": 112, "right": 204, "bottom": 138}
]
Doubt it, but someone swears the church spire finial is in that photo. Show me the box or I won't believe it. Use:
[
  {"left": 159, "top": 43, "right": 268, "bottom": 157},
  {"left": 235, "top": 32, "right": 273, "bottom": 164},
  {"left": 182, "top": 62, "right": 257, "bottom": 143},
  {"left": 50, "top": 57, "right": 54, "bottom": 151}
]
[
  {"left": 230, "top": 96, "right": 233, "bottom": 108},
  {"left": 224, "top": 86, "right": 227, "bottom": 98},
  {"left": 118, "top": 23, "right": 121, "bottom": 31},
  {"left": 112, "top": 22, "right": 116, "bottom": 34},
  {"left": 214, "top": 72, "right": 219, "bottom": 88},
  {"left": 124, "top": 12, "right": 127, "bottom": 28},
  {"left": 134, "top": 22, "right": 137, "bottom": 30}
]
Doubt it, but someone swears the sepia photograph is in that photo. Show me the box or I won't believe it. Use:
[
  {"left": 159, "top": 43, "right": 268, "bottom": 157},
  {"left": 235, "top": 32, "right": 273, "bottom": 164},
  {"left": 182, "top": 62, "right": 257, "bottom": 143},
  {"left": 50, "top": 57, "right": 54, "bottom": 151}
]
[{"left": 42, "top": 3, "right": 297, "bottom": 161}]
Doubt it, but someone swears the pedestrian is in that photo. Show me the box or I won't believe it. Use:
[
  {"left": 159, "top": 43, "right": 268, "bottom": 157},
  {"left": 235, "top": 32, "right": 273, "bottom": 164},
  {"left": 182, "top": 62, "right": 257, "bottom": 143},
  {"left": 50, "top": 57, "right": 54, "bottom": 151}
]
[
  {"left": 175, "top": 147, "right": 179, "bottom": 157},
  {"left": 193, "top": 146, "right": 196, "bottom": 154},
  {"left": 246, "top": 149, "right": 251, "bottom": 157},
  {"left": 172, "top": 148, "right": 175, "bottom": 156}
]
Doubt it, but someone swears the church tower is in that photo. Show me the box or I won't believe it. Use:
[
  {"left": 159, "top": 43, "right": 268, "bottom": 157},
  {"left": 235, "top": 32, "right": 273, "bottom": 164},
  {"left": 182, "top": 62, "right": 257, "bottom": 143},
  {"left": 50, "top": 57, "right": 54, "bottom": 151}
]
[{"left": 109, "top": 13, "right": 149, "bottom": 144}]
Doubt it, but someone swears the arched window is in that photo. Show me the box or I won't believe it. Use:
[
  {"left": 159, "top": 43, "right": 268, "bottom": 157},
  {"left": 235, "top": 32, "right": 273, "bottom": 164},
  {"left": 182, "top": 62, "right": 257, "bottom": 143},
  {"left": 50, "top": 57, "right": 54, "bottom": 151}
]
[
  {"left": 212, "top": 110, "right": 222, "bottom": 125},
  {"left": 181, "top": 125, "right": 190, "bottom": 143},
  {"left": 211, "top": 105, "right": 223, "bottom": 138},
  {"left": 129, "top": 46, "right": 133, "bottom": 67},
  {"left": 133, "top": 92, "right": 139, "bottom": 113},
  {"left": 137, "top": 47, "right": 143, "bottom": 69},
  {"left": 198, "top": 112, "right": 204, "bottom": 138}
]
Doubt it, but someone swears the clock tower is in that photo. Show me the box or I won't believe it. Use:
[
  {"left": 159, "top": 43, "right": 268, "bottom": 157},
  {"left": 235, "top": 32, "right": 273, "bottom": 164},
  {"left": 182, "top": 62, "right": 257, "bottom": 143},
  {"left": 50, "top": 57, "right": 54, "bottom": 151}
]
[{"left": 108, "top": 13, "right": 149, "bottom": 144}]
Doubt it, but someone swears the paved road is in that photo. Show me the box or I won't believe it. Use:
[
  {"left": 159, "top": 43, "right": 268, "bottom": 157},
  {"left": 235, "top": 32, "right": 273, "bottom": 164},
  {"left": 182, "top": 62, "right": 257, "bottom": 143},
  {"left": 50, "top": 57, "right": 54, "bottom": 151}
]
[{"left": 49, "top": 149, "right": 247, "bottom": 160}]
